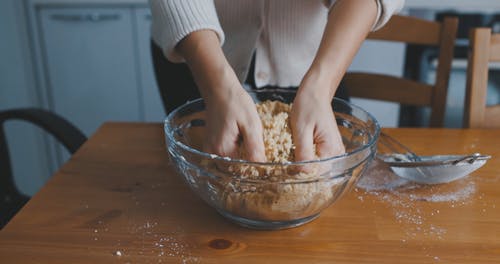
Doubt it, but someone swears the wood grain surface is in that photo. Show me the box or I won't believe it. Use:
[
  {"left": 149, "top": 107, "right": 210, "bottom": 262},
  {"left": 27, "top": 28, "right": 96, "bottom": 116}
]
[{"left": 1, "top": 123, "right": 499, "bottom": 263}]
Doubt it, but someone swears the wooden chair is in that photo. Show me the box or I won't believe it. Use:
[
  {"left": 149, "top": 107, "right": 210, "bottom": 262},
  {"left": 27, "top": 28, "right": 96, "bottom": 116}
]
[
  {"left": 463, "top": 28, "right": 500, "bottom": 128},
  {"left": 343, "top": 15, "right": 458, "bottom": 127}
]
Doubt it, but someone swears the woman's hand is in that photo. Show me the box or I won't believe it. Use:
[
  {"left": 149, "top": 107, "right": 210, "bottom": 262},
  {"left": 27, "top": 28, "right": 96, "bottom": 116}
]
[
  {"left": 291, "top": 0, "right": 378, "bottom": 161},
  {"left": 177, "top": 30, "right": 265, "bottom": 162},
  {"left": 203, "top": 79, "right": 266, "bottom": 162},
  {"left": 291, "top": 74, "right": 345, "bottom": 162}
]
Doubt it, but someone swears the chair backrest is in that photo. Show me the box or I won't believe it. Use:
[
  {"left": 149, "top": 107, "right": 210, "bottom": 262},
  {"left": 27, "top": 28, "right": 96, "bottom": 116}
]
[
  {"left": 464, "top": 28, "right": 500, "bottom": 128},
  {"left": 343, "top": 15, "right": 458, "bottom": 127},
  {"left": 0, "top": 108, "right": 87, "bottom": 228}
]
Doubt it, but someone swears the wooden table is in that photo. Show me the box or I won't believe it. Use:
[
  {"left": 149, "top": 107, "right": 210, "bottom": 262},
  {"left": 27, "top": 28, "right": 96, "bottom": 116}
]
[{"left": 1, "top": 123, "right": 499, "bottom": 263}]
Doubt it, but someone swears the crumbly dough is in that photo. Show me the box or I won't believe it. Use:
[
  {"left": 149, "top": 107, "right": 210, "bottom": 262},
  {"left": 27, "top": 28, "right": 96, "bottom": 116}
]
[
  {"left": 254, "top": 100, "right": 295, "bottom": 162},
  {"left": 210, "top": 100, "right": 342, "bottom": 221},
  {"left": 239, "top": 100, "right": 316, "bottom": 162}
]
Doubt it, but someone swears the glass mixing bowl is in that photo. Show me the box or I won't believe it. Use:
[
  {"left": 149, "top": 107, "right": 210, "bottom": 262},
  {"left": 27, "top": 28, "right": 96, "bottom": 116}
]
[{"left": 164, "top": 89, "right": 380, "bottom": 229}]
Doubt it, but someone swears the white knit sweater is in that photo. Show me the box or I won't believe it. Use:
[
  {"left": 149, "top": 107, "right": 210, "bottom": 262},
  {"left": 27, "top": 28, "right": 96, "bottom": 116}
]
[{"left": 149, "top": 0, "right": 404, "bottom": 88}]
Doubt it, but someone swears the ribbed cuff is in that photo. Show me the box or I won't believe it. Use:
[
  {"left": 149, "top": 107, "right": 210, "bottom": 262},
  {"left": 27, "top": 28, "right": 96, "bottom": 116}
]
[
  {"left": 150, "top": 0, "right": 225, "bottom": 62},
  {"left": 372, "top": 0, "right": 406, "bottom": 31},
  {"left": 323, "top": 0, "right": 404, "bottom": 31}
]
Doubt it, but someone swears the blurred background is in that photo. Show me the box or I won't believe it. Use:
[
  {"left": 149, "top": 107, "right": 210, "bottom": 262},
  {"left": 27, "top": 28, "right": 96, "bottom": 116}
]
[{"left": 1, "top": 0, "right": 499, "bottom": 197}]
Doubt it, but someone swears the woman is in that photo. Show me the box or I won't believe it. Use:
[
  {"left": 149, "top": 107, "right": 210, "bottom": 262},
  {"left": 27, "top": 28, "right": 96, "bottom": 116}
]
[{"left": 150, "top": 0, "right": 404, "bottom": 162}]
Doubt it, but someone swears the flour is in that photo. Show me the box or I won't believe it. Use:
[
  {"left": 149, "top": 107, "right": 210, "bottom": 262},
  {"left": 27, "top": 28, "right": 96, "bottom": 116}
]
[
  {"left": 105, "top": 193, "right": 201, "bottom": 263},
  {"left": 357, "top": 159, "right": 476, "bottom": 203},
  {"left": 121, "top": 221, "right": 200, "bottom": 263},
  {"left": 409, "top": 183, "right": 475, "bottom": 202},
  {"left": 356, "top": 159, "right": 477, "bottom": 241}
]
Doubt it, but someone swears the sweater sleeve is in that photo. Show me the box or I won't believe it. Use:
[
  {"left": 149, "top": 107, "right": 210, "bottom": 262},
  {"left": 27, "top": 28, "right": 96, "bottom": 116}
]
[
  {"left": 322, "top": 0, "right": 405, "bottom": 31},
  {"left": 149, "top": 0, "right": 225, "bottom": 63}
]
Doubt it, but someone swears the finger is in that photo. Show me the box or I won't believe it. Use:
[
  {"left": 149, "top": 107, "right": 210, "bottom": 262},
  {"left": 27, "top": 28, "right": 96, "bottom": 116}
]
[
  {"left": 316, "top": 129, "right": 346, "bottom": 159},
  {"left": 203, "top": 128, "right": 240, "bottom": 174},
  {"left": 217, "top": 137, "right": 240, "bottom": 158},
  {"left": 239, "top": 123, "right": 266, "bottom": 162},
  {"left": 316, "top": 136, "right": 336, "bottom": 159},
  {"left": 293, "top": 125, "right": 315, "bottom": 162},
  {"left": 204, "top": 126, "right": 240, "bottom": 158}
]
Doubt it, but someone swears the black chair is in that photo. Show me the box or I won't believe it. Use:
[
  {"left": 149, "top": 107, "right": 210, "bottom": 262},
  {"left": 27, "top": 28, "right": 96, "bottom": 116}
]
[{"left": 0, "top": 108, "right": 87, "bottom": 228}]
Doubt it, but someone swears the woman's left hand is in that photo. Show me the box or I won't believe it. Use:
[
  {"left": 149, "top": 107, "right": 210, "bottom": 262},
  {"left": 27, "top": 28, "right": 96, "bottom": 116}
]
[{"left": 291, "top": 76, "right": 346, "bottom": 162}]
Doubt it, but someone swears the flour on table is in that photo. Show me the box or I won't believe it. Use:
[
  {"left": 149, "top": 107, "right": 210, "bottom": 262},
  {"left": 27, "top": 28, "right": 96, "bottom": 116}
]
[{"left": 356, "top": 159, "right": 477, "bottom": 240}]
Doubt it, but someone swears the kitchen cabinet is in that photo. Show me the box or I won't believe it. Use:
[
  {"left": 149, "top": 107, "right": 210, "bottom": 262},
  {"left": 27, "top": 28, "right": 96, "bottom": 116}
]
[
  {"left": 30, "top": 3, "right": 165, "bottom": 165},
  {"left": 39, "top": 7, "right": 142, "bottom": 135},
  {"left": 0, "top": 0, "right": 169, "bottom": 197}
]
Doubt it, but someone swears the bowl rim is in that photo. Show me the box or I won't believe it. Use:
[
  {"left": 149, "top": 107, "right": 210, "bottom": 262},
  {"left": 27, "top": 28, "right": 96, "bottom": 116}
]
[{"left": 164, "top": 89, "right": 380, "bottom": 166}]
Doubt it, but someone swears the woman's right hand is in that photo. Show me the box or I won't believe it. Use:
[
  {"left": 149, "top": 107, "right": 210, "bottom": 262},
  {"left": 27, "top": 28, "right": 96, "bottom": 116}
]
[
  {"left": 203, "top": 80, "right": 266, "bottom": 162},
  {"left": 177, "top": 29, "right": 265, "bottom": 162}
]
